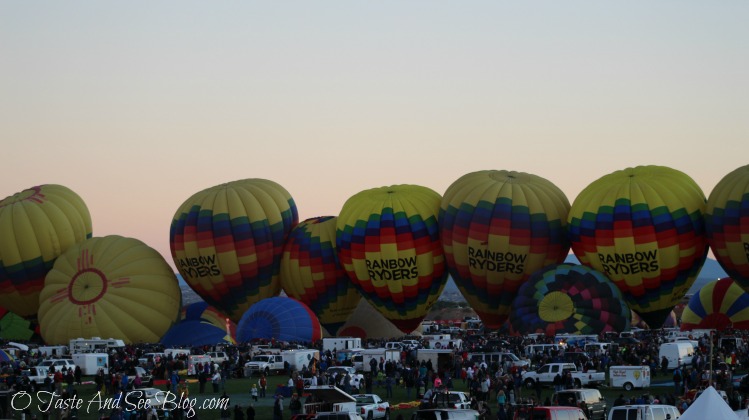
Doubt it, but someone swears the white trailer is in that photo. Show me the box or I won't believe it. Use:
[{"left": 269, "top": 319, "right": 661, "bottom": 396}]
[
  {"left": 323, "top": 337, "right": 362, "bottom": 354},
  {"left": 609, "top": 365, "right": 651, "bottom": 391},
  {"left": 359, "top": 348, "right": 400, "bottom": 372},
  {"left": 281, "top": 349, "right": 320, "bottom": 372},
  {"left": 38, "top": 346, "right": 69, "bottom": 357},
  {"left": 71, "top": 353, "right": 110, "bottom": 375}
]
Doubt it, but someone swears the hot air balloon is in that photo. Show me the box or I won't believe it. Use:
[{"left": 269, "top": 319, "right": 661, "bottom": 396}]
[
  {"left": 0, "top": 307, "right": 37, "bottom": 341},
  {"left": 336, "top": 185, "right": 447, "bottom": 333},
  {"left": 705, "top": 165, "right": 749, "bottom": 289},
  {"left": 0, "top": 184, "right": 92, "bottom": 317},
  {"left": 280, "top": 216, "right": 360, "bottom": 336},
  {"left": 38, "top": 235, "right": 181, "bottom": 344},
  {"left": 236, "top": 297, "right": 322, "bottom": 343},
  {"left": 170, "top": 179, "right": 298, "bottom": 322},
  {"left": 510, "top": 263, "right": 631, "bottom": 335},
  {"left": 161, "top": 302, "right": 236, "bottom": 347},
  {"left": 681, "top": 278, "right": 749, "bottom": 331},
  {"left": 568, "top": 165, "right": 708, "bottom": 328},
  {"left": 440, "top": 170, "right": 571, "bottom": 329}
]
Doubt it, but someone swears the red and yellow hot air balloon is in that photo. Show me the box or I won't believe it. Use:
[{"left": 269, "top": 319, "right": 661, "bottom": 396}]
[
  {"left": 0, "top": 184, "right": 92, "bottom": 317},
  {"left": 170, "top": 179, "right": 298, "bottom": 322},
  {"left": 336, "top": 185, "right": 447, "bottom": 333},
  {"left": 705, "top": 165, "right": 749, "bottom": 290},
  {"left": 38, "top": 235, "right": 181, "bottom": 344},
  {"left": 440, "top": 170, "right": 571, "bottom": 329},
  {"left": 681, "top": 278, "right": 749, "bottom": 331},
  {"left": 280, "top": 216, "right": 360, "bottom": 336},
  {"left": 568, "top": 165, "right": 708, "bottom": 328}
]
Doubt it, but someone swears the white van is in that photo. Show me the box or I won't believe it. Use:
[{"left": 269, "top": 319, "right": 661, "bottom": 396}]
[
  {"left": 608, "top": 404, "right": 681, "bottom": 420},
  {"left": 659, "top": 342, "right": 694, "bottom": 370},
  {"left": 524, "top": 344, "right": 562, "bottom": 357},
  {"left": 609, "top": 365, "right": 651, "bottom": 391}
]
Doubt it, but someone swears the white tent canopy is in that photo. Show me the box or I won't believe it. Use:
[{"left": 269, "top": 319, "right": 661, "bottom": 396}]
[{"left": 680, "top": 386, "right": 739, "bottom": 420}]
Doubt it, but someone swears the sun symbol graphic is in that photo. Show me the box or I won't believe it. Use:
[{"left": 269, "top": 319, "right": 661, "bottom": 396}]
[{"left": 49, "top": 248, "right": 131, "bottom": 325}]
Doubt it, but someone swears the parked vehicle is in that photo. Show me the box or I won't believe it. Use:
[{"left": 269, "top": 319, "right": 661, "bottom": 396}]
[
  {"left": 37, "top": 359, "right": 78, "bottom": 373},
  {"left": 71, "top": 353, "right": 109, "bottom": 375},
  {"left": 20, "top": 366, "right": 53, "bottom": 392},
  {"left": 553, "top": 389, "right": 607, "bottom": 420},
  {"left": 658, "top": 342, "right": 695, "bottom": 370},
  {"left": 522, "top": 363, "right": 605, "bottom": 389},
  {"left": 245, "top": 354, "right": 285, "bottom": 376},
  {"left": 524, "top": 344, "right": 562, "bottom": 358},
  {"left": 353, "top": 394, "right": 390, "bottom": 420},
  {"left": 608, "top": 404, "right": 681, "bottom": 420},
  {"left": 516, "top": 406, "right": 589, "bottom": 420},
  {"left": 467, "top": 352, "right": 529, "bottom": 369},
  {"left": 411, "top": 409, "right": 480, "bottom": 420},
  {"left": 206, "top": 351, "right": 228, "bottom": 364},
  {"left": 608, "top": 366, "right": 651, "bottom": 391},
  {"left": 420, "top": 391, "right": 471, "bottom": 409}
]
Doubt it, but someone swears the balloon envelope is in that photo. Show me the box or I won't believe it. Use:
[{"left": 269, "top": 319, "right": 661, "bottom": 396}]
[
  {"left": 38, "top": 235, "right": 182, "bottom": 344},
  {"left": 568, "top": 165, "right": 708, "bottom": 328},
  {"left": 281, "top": 216, "right": 360, "bottom": 335},
  {"left": 0, "top": 184, "right": 92, "bottom": 317},
  {"left": 440, "top": 170, "right": 571, "bottom": 329},
  {"left": 336, "top": 185, "right": 447, "bottom": 333},
  {"left": 337, "top": 299, "right": 407, "bottom": 339},
  {"left": 161, "top": 302, "right": 236, "bottom": 347},
  {"left": 681, "top": 278, "right": 749, "bottom": 331},
  {"left": 510, "top": 263, "right": 631, "bottom": 335},
  {"left": 170, "top": 179, "right": 298, "bottom": 322},
  {"left": 705, "top": 165, "right": 749, "bottom": 289},
  {"left": 236, "top": 297, "right": 322, "bottom": 343}
]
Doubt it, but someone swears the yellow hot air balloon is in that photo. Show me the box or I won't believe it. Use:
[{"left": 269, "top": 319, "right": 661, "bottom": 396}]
[
  {"left": 336, "top": 185, "right": 447, "bottom": 333},
  {"left": 440, "top": 170, "right": 571, "bottom": 329},
  {"left": 0, "top": 184, "right": 92, "bottom": 317},
  {"left": 568, "top": 165, "right": 708, "bottom": 328},
  {"left": 280, "top": 216, "right": 360, "bottom": 335},
  {"left": 38, "top": 235, "right": 181, "bottom": 344},
  {"left": 170, "top": 179, "right": 298, "bottom": 322}
]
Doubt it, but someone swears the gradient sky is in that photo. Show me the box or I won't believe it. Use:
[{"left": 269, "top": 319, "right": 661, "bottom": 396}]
[{"left": 1, "top": 2, "right": 747, "bottom": 270}]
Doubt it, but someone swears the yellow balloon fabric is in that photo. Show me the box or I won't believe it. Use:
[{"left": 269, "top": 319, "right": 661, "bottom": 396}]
[
  {"left": 336, "top": 185, "right": 448, "bottom": 333},
  {"left": 0, "top": 184, "right": 92, "bottom": 317},
  {"left": 280, "top": 216, "right": 360, "bottom": 335},
  {"left": 439, "top": 170, "right": 571, "bottom": 328},
  {"left": 38, "top": 235, "right": 181, "bottom": 344},
  {"left": 170, "top": 179, "right": 298, "bottom": 323},
  {"left": 568, "top": 165, "right": 708, "bottom": 328}
]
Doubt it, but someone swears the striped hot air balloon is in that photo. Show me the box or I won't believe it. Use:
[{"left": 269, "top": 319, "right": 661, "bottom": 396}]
[
  {"left": 280, "top": 216, "right": 360, "bottom": 336},
  {"left": 170, "top": 179, "right": 298, "bottom": 322},
  {"left": 705, "top": 165, "right": 749, "bottom": 290},
  {"left": 681, "top": 277, "right": 749, "bottom": 331},
  {"left": 568, "top": 166, "right": 708, "bottom": 328},
  {"left": 0, "top": 184, "right": 92, "bottom": 317},
  {"left": 336, "top": 185, "right": 447, "bottom": 333},
  {"left": 440, "top": 170, "right": 571, "bottom": 329}
]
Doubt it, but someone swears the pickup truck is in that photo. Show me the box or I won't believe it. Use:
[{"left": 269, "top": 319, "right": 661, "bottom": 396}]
[
  {"left": 521, "top": 362, "right": 605, "bottom": 389},
  {"left": 21, "top": 366, "right": 54, "bottom": 392},
  {"left": 244, "top": 354, "right": 285, "bottom": 376},
  {"left": 353, "top": 394, "right": 390, "bottom": 420}
]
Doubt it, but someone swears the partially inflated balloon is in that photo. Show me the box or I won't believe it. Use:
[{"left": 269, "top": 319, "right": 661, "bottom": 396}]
[
  {"left": 38, "top": 235, "right": 181, "bottom": 344},
  {"left": 161, "top": 302, "right": 236, "bottom": 346},
  {"left": 170, "top": 179, "right": 298, "bottom": 322},
  {"left": 0, "top": 185, "right": 92, "bottom": 317},
  {"left": 705, "top": 165, "right": 749, "bottom": 289},
  {"left": 236, "top": 297, "right": 322, "bottom": 343},
  {"left": 681, "top": 278, "right": 749, "bottom": 331},
  {"left": 440, "top": 170, "right": 571, "bottom": 328},
  {"left": 280, "top": 216, "right": 360, "bottom": 335},
  {"left": 510, "top": 264, "right": 631, "bottom": 335},
  {"left": 568, "top": 166, "right": 708, "bottom": 328},
  {"left": 336, "top": 185, "right": 447, "bottom": 333},
  {"left": 337, "top": 299, "right": 404, "bottom": 340}
]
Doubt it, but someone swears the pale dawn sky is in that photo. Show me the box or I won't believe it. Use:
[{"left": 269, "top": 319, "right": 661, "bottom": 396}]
[{"left": 1, "top": 2, "right": 746, "bottom": 269}]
